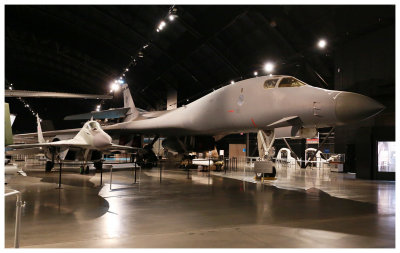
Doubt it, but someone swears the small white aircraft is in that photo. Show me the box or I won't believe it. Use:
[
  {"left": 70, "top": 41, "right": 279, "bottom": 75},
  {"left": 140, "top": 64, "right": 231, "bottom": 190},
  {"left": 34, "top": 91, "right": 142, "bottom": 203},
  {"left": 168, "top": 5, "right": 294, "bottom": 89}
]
[{"left": 8, "top": 115, "right": 136, "bottom": 173}]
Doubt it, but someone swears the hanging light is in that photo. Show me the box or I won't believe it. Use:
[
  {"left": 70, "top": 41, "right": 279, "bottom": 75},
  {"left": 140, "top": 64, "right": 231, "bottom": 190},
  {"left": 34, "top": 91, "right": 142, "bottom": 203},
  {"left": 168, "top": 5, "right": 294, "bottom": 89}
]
[
  {"left": 111, "top": 82, "right": 120, "bottom": 92},
  {"left": 264, "top": 62, "right": 274, "bottom": 73},
  {"left": 318, "top": 39, "right": 327, "bottom": 49}
]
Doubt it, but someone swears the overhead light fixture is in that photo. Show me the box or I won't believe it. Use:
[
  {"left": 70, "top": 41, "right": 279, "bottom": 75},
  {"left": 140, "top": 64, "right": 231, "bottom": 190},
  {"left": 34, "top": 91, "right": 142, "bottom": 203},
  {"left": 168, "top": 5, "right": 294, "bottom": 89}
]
[
  {"left": 169, "top": 15, "right": 175, "bottom": 21},
  {"left": 111, "top": 83, "right": 120, "bottom": 92},
  {"left": 264, "top": 62, "right": 274, "bottom": 73},
  {"left": 254, "top": 71, "right": 258, "bottom": 76},
  {"left": 125, "top": 68, "right": 129, "bottom": 71},
  {"left": 9, "top": 87, "right": 12, "bottom": 90},
  {"left": 231, "top": 80, "right": 235, "bottom": 84},
  {"left": 318, "top": 39, "right": 327, "bottom": 49},
  {"left": 158, "top": 21, "right": 166, "bottom": 31},
  {"left": 96, "top": 108, "right": 100, "bottom": 112}
]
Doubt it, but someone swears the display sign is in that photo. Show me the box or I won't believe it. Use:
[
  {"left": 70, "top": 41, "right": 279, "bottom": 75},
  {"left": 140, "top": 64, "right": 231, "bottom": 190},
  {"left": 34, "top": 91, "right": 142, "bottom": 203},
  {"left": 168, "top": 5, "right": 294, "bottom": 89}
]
[
  {"left": 306, "top": 138, "right": 319, "bottom": 144},
  {"left": 378, "top": 141, "right": 395, "bottom": 172}
]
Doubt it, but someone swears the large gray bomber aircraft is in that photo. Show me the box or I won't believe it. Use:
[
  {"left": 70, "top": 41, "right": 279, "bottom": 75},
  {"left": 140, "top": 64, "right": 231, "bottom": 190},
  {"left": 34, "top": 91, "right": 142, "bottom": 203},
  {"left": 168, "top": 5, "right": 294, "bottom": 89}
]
[
  {"left": 15, "top": 75, "right": 384, "bottom": 160},
  {"left": 104, "top": 75, "right": 384, "bottom": 136}
]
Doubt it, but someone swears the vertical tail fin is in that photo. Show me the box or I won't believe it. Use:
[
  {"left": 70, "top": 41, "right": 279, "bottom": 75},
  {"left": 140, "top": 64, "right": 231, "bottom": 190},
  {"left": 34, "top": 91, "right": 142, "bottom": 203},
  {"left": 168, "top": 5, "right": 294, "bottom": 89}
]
[
  {"left": 5, "top": 103, "right": 13, "bottom": 146},
  {"left": 122, "top": 84, "right": 139, "bottom": 121},
  {"left": 37, "top": 114, "right": 45, "bottom": 143}
]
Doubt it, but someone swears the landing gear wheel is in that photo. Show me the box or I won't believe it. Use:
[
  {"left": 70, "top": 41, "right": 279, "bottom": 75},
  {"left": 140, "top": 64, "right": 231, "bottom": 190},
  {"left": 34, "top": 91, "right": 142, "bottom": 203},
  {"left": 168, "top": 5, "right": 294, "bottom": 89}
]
[
  {"left": 85, "top": 165, "right": 89, "bottom": 174},
  {"left": 45, "top": 161, "right": 54, "bottom": 172},
  {"left": 80, "top": 166, "right": 84, "bottom": 174}
]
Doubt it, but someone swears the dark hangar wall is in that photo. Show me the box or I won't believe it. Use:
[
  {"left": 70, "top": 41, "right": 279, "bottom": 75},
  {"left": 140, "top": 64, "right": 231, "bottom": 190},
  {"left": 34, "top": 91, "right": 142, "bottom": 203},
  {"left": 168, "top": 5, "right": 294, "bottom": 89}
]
[{"left": 334, "top": 22, "right": 395, "bottom": 179}]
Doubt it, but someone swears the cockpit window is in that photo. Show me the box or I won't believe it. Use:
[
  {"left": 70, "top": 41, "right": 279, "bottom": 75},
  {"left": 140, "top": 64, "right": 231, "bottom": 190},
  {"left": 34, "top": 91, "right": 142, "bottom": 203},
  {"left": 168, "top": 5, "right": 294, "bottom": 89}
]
[
  {"left": 263, "top": 79, "right": 278, "bottom": 89},
  {"left": 278, "top": 77, "right": 306, "bottom": 88},
  {"left": 88, "top": 122, "right": 99, "bottom": 130}
]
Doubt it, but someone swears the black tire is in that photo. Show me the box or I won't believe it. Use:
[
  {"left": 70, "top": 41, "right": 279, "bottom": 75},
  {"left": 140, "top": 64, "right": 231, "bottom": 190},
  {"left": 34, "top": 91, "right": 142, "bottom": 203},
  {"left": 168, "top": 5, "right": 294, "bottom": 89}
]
[{"left": 45, "top": 161, "right": 54, "bottom": 172}]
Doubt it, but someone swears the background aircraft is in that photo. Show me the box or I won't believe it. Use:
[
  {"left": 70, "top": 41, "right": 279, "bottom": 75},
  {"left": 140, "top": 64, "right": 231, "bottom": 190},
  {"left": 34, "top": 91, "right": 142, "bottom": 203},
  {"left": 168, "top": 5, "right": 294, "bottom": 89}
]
[{"left": 8, "top": 115, "right": 136, "bottom": 172}]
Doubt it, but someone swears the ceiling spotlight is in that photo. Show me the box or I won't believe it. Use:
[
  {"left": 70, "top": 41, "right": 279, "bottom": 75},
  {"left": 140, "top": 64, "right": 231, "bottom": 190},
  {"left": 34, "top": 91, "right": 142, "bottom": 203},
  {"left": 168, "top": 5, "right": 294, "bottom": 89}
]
[
  {"left": 158, "top": 21, "right": 166, "bottom": 31},
  {"left": 122, "top": 74, "right": 125, "bottom": 77},
  {"left": 318, "top": 39, "right": 327, "bottom": 48},
  {"left": 231, "top": 80, "right": 235, "bottom": 84},
  {"left": 111, "top": 83, "right": 120, "bottom": 92},
  {"left": 264, "top": 62, "right": 274, "bottom": 73},
  {"left": 118, "top": 79, "right": 125, "bottom": 84},
  {"left": 97, "top": 105, "right": 101, "bottom": 108},
  {"left": 138, "top": 52, "right": 144, "bottom": 58},
  {"left": 169, "top": 15, "right": 175, "bottom": 21},
  {"left": 125, "top": 68, "right": 129, "bottom": 71},
  {"left": 9, "top": 87, "right": 12, "bottom": 90},
  {"left": 156, "top": 29, "right": 160, "bottom": 32},
  {"left": 96, "top": 108, "right": 100, "bottom": 112},
  {"left": 254, "top": 71, "right": 258, "bottom": 76}
]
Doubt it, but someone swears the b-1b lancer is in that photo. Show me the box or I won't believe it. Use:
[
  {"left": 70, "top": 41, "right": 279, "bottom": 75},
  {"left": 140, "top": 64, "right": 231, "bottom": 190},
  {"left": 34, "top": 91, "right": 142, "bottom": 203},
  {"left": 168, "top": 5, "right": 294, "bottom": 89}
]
[{"left": 16, "top": 75, "right": 385, "bottom": 168}]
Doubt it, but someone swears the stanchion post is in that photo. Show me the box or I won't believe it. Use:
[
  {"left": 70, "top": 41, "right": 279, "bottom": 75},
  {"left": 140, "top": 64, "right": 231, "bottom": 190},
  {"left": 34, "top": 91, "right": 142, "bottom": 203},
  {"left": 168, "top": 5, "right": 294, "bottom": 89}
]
[
  {"left": 100, "top": 164, "right": 103, "bottom": 186},
  {"left": 109, "top": 165, "right": 113, "bottom": 190},
  {"left": 134, "top": 166, "right": 137, "bottom": 183},
  {"left": 56, "top": 162, "right": 62, "bottom": 189}
]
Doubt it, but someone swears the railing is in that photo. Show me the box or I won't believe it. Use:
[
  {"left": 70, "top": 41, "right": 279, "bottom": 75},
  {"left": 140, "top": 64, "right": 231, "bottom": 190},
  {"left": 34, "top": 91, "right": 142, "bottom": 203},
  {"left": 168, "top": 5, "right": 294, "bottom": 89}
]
[
  {"left": 222, "top": 156, "right": 342, "bottom": 174},
  {"left": 5, "top": 190, "right": 23, "bottom": 248}
]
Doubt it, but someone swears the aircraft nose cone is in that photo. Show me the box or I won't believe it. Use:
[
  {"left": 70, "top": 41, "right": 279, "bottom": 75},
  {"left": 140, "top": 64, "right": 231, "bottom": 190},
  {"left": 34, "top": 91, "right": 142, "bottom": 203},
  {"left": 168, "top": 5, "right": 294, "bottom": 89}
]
[
  {"left": 335, "top": 92, "right": 385, "bottom": 123},
  {"left": 93, "top": 132, "right": 112, "bottom": 148}
]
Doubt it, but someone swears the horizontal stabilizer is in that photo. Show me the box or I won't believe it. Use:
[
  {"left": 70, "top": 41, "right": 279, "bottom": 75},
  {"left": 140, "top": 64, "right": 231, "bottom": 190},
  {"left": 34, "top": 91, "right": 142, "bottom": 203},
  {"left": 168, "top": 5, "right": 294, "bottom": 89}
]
[
  {"left": 64, "top": 108, "right": 130, "bottom": 120},
  {"left": 6, "top": 147, "right": 43, "bottom": 155},
  {"left": 109, "top": 144, "right": 138, "bottom": 151},
  {"left": 267, "top": 116, "right": 302, "bottom": 128}
]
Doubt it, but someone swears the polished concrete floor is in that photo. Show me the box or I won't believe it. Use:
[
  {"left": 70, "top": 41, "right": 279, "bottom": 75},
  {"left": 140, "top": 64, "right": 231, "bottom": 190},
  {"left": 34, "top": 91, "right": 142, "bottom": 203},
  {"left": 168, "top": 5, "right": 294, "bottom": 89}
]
[{"left": 4, "top": 162, "right": 395, "bottom": 248}]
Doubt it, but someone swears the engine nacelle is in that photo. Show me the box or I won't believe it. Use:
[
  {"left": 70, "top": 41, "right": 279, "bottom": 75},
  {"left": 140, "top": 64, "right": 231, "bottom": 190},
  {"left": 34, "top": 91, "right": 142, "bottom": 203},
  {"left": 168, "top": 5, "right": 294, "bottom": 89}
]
[
  {"left": 275, "top": 126, "right": 317, "bottom": 139},
  {"left": 162, "top": 136, "right": 215, "bottom": 153}
]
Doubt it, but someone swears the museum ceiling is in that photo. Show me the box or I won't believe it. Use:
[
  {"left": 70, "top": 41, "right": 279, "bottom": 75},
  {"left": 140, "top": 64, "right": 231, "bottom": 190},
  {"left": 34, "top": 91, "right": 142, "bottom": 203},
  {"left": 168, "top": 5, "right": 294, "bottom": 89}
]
[{"left": 5, "top": 5, "right": 395, "bottom": 132}]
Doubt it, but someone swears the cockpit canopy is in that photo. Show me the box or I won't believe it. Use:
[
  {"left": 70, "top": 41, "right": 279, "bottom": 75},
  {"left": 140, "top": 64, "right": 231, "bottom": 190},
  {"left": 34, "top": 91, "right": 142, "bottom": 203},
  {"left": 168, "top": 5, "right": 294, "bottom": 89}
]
[
  {"left": 263, "top": 76, "right": 306, "bottom": 89},
  {"left": 87, "top": 121, "right": 100, "bottom": 131}
]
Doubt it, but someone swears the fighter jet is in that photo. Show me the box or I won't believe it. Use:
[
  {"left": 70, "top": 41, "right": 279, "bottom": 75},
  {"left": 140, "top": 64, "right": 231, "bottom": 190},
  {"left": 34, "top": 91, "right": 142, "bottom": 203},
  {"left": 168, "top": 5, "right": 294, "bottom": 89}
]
[
  {"left": 15, "top": 75, "right": 385, "bottom": 162},
  {"left": 8, "top": 115, "right": 136, "bottom": 173}
]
